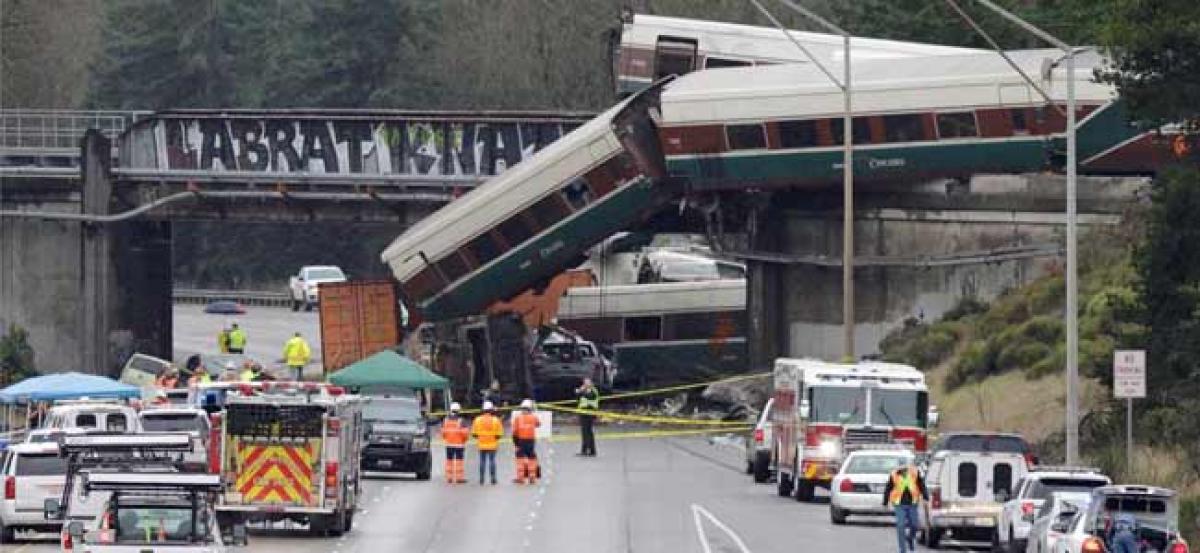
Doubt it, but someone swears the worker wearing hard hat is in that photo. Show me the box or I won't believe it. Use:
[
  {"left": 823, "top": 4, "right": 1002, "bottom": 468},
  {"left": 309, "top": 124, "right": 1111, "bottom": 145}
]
[
  {"left": 470, "top": 401, "right": 503, "bottom": 485},
  {"left": 511, "top": 399, "right": 542, "bottom": 485},
  {"left": 440, "top": 402, "right": 470, "bottom": 484}
]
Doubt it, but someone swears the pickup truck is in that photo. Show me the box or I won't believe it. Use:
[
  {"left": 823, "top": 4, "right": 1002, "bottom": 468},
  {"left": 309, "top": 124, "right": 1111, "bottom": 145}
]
[{"left": 288, "top": 266, "right": 347, "bottom": 311}]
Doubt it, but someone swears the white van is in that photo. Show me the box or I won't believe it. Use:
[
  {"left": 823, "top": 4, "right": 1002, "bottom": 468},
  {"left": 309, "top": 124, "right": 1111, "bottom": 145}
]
[
  {"left": 43, "top": 400, "right": 140, "bottom": 434},
  {"left": 919, "top": 450, "right": 1028, "bottom": 548}
]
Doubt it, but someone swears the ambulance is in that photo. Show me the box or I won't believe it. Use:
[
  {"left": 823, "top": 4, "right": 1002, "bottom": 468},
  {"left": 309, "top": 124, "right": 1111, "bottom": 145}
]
[
  {"left": 770, "top": 358, "right": 938, "bottom": 502},
  {"left": 211, "top": 382, "right": 364, "bottom": 536}
]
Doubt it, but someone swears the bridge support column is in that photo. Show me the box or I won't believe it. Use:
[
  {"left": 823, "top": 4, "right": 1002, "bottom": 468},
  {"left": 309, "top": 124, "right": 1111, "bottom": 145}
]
[
  {"left": 747, "top": 202, "right": 787, "bottom": 372},
  {"left": 78, "top": 130, "right": 173, "bottom": 374}
]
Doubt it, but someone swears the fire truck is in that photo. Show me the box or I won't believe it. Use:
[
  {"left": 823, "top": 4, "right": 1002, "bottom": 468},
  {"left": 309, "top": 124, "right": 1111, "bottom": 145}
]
[
  {"left": 770, "top": 358, "right": 937, "bottom": 502},
  {"left": 211, "top": 382, "right": 365, "bottom": 536}
]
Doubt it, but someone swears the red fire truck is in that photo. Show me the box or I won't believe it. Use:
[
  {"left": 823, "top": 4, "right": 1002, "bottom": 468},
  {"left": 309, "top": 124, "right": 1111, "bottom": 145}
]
[{"left": 770, "top": 358, "right": 937, "bottom": 502}]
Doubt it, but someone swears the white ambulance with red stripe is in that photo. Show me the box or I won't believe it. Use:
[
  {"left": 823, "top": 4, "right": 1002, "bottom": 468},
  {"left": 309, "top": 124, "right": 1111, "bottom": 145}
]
[
  {"left": 770, "top": 359, "right": 937, "bottom": 502},
  {"left": 210, "top": 382, "right": 364, "bottom": 536}
]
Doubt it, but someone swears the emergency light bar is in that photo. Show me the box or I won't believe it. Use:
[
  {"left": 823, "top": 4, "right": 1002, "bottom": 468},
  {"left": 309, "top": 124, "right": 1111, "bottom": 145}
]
[
  {"left": 84, "top": 472, "right": 222, "bottom": 492},
  {"left": 61, "top": 433, "right": 193, "bottom": 453}
]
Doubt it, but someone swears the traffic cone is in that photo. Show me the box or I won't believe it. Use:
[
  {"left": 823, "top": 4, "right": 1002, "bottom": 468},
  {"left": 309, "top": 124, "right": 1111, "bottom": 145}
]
[
  {"left": 513, "top": 458, "right": 527, "bottom": 484},
  {"left": 528, "top": 458, "right": 539, "bottom": 484}
]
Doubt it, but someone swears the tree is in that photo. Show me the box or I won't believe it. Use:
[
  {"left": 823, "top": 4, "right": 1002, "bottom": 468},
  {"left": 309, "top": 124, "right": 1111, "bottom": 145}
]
[
  {"left": 1093, "top": 0, "right": 1200, "bottom": 128},
  {"left": 0, "top": 324, "right": 36, "bottom": 386}
]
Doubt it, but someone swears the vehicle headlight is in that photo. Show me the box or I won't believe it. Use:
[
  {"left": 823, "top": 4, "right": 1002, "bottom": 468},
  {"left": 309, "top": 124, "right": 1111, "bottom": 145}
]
[
  {"left": 818, "top": 438, "right": 841, "bottom": 458},
  {"left": 411, "top": 436, "right": 429, "bottom": 450}
]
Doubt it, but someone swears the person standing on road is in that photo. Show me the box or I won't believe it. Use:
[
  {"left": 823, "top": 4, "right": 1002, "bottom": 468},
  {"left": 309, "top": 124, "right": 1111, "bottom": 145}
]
[
  {"left": 227, "top": 323, "right": 247, "bottom": 354},
  {"left": 471, "top": 401, "right": 503, "bottom": 485},
  {"left": 512, "top": 399, "right": 541, "bottom": 484},
  {"left": 882, "top": 462, "right": 928, "bottom": 553},
  {"left": 283, "top": 332, "right": 311, "bottom": 381},
  {"left": 217, "top": 326, "right": 231, "bottom": 353},
  {"left": 575, "top": 378, "right": 600, "bottom": 457},
  {"left": 441, "top": 402, "right": 470, "bottom": 484}
]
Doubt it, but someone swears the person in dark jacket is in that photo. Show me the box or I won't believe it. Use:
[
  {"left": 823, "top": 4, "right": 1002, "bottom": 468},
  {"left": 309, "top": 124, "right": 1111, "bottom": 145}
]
[{"left": 881, "top": 462, "right": 929, "bottom": 553}]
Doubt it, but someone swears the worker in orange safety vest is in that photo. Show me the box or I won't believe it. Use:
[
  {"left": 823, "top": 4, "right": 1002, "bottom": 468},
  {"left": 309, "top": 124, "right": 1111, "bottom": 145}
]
[
  {"left": 440, "top": 402, "right": 470, "bottom": 484},
  {"left": 881, "top": 462, "right": 928, "bottom": 553},
  {"left": 511, "top": 399, "right": 541, "bottom": 484},
  {"left": 471, "top": 401, "right": 503, "bottom": 485}
]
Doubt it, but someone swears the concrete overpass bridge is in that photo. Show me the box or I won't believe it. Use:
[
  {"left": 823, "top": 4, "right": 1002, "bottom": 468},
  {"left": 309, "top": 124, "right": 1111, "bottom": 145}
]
[
  {"left": 0, "top": 108, "right": 1145, "bottom": 378},
  {"left": 0, "top": 109, "right": 593, "bottom": 373}
]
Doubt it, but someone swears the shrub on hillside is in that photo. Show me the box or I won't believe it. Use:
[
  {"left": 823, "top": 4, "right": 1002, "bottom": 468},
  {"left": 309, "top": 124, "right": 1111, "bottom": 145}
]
[
  {"left": 946, "top": 340, "right": 991, "bottom": 390},
  {"left": 880, "top": 319, "right": 962, "bottom": 371}
]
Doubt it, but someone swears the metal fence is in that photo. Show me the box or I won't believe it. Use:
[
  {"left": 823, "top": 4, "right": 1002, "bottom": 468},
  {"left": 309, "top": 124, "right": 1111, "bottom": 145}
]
[
  {"left": 0, "top": 109, "right": 148, "bottom": 150},
  {"left": 172, "top": 288, "right": 292, "bottom": 308}
]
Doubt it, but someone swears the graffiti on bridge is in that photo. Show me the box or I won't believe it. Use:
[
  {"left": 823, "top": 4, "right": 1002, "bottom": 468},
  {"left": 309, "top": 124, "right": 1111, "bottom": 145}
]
[{"left": 131, "top": 116, "right": 583, "bottom": 178}]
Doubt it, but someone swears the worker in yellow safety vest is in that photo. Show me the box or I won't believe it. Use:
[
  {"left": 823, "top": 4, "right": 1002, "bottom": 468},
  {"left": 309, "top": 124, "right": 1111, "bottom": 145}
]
[
  {"left": 282, "top": 332, "right": 311, "bottom": 381},
  {"left": 575, "top": 378, "right": 600, "bottom": 457},
  {"left": 470, "top": 401, "right": 503, "bottom": 485},
  {"left": 881, "top": 462, "right": 927, "bottom": 553},
  {"left": 227, "top": 323, "right": 247, "bottom": 354},
  {"left": 217, "top": 326, "right": 231, "bottom": 353}
]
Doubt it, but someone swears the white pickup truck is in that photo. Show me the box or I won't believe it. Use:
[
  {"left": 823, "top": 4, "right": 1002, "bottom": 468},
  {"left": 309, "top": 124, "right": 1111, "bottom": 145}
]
[{"left": 288, "top": 265, "right": 347, "bottom": 311}]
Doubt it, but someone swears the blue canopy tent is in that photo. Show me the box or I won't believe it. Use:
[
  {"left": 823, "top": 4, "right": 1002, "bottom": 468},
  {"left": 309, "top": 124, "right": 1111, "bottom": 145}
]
[{"left": 0, "top": 372, "right": 140, "bottom": 403}]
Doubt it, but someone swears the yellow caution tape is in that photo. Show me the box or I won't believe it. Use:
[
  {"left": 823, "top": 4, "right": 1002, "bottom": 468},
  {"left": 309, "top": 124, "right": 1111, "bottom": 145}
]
[
  {"left": 429, "top": 371, "right": 770, "bottom": 417},
  {"left": 541, "top": 404, "right": 751, "bottom": 426},
  {"left": 547, "top": 425, "right": 752, "bottom": 442}
]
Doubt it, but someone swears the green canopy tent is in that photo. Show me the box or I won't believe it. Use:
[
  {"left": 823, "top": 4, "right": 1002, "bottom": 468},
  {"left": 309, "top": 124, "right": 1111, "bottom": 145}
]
[{"left": 328, "top": 350, "right": 449, "bottom": 392}]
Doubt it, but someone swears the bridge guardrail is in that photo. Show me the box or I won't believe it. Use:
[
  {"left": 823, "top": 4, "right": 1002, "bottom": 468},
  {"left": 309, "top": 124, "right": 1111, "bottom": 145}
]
[{"left": 172, "top": 288, "right": 292, "bottom": 307}]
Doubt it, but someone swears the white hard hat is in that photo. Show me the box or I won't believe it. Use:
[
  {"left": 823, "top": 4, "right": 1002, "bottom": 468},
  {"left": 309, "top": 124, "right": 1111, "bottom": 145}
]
[
  {"left": 520, "top": 398, "right": 534, "bottom": 410},
  {"left": 482, "top": 401, "right": 495, "bottom": 411},
  {"left": 449, "top": 402, "right": 462, "bottom": 413}
]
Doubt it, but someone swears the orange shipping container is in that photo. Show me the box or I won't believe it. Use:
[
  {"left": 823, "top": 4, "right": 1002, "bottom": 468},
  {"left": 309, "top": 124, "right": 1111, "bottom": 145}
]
[{"left": 318, "top": 280, "right": 402, "bottom": 374}]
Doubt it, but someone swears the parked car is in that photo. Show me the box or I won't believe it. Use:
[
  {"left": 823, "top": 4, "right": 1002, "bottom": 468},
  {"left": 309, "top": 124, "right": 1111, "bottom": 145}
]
[
  {"left": 360, "top": 394, "right": 432, "bottom": 479},
  {"left": 138, "top": 408, "right": 212, "bottom": 472},
  {"left": 1025, "top": 492, "right": 1092, "bottom": 553},
  {"left": 531, "top": 331, "right": 614, "bottom": 391},
  {"left": 829, "top": 448, "right": 915, "bottom": 525},
  {"left": 932, "top": 432, "right": 1037, "bottom": 467},
  {"left": 0, "top": 442, "right": 67, "bottom": 542},
  {"left": 288, "top": 265, "right": 347, "bottom": 311},
  {"left": 1048, "top": 485, "right": 1188, "bottom": 553},
  {"left": 919, "top": 449, "right": 1029, "bottom": 549},
  {"left": 997, "top": 467, "right": 1111, "bottom": 553},
  {"left": 745, "top": 397, "right": 774, "bottom": 483},
  {"left": 43, "top": 400, "right": 140, "bottom": 434},
  {"left": 203, "top": 300, "right": 246, "bottom": 315}
]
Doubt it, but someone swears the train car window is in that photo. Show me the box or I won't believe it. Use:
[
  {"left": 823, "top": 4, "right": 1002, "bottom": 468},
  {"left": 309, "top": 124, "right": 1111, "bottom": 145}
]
[
  {"left": 883, "top": 114, "right": 927, "bottom": 143},
  {"left": 526, "top": 194, "right": 571, "bottom": 230},
  {"left": 830, "top": 117, "right": 872, "bottom": 144},
  {"left": 624, "top": 316, "right": 663, "bottom": 341},
  {"left": 937, "top": 112, "right": 979, "bottom": 138},
  {"left": 561, "top": 177, "right": 593, "bottom": 210},
  {"left": 1011, "top": 109, "right": 1029, "bottom": 135},
  {"left": 726, "top": 124, "right": 767, "bottom": 150},
  {"left": 654, "top": 37, "right": 697, "bottom": 79},
  {"left": 704, "top": 57, "right": 752, "bottom": 69},
  {"left": 436, "top": 252, "right": 470, "bottom": 283},
  {"left": 466, "top": 233, "right": 503, "bottom": 266},
  {"left": 778, "top": 120, "right": 819, "bottom": 149},
  {"left": 497, "top": 215, "right": 535, "bottom": 247}
]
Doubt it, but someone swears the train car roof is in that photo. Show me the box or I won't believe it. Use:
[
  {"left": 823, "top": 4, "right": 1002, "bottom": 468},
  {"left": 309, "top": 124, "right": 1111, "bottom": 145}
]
[
  {"left": 381, "top": 88, "right": 642, "bottom": 283},
  {"left": 661, "top": 48, "right": 1114, "bottom": 124},
  {"left": 623, "top": 14, "right": 984, "bottom": 62}
]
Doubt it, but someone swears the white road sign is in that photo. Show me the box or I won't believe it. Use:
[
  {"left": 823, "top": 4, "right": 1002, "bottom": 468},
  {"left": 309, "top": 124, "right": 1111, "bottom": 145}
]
[{"left": 1113, "top": 349, "right": 1146, "bottom": 399}]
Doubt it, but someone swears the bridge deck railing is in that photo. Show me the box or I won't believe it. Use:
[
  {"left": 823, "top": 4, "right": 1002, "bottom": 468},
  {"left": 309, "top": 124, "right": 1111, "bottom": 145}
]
[{"left": 0, "top": 109, "right": 149, "bottom": 150}]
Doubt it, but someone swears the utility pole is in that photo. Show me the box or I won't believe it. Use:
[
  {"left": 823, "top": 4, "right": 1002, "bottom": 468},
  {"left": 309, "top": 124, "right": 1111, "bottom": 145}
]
[
  {"left": 748, "top": 0, "right": 855, "bottom": 359},
  {"left": 953, "top": 0, "right": 1081, "bottom": 464}
]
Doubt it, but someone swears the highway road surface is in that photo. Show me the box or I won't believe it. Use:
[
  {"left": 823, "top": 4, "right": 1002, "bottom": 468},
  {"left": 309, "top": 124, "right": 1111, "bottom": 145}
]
[
  {"left": 10, "top": 431, "right": 986, "bottom": 553},
  {"left": 173, "top": 304, "right": 325, "bottom": 377}
]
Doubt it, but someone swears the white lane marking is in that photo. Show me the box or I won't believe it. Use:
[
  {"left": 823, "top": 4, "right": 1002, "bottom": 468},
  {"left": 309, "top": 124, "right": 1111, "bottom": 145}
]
[{"left": 691, "top": 503, "right": 753, "bottom": 553}]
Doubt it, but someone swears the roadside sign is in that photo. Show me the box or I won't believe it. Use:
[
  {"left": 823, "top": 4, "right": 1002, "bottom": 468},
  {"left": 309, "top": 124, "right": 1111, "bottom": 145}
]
[{"left": 1113, "top": 350, "right": 1146, "bottom": 399}]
